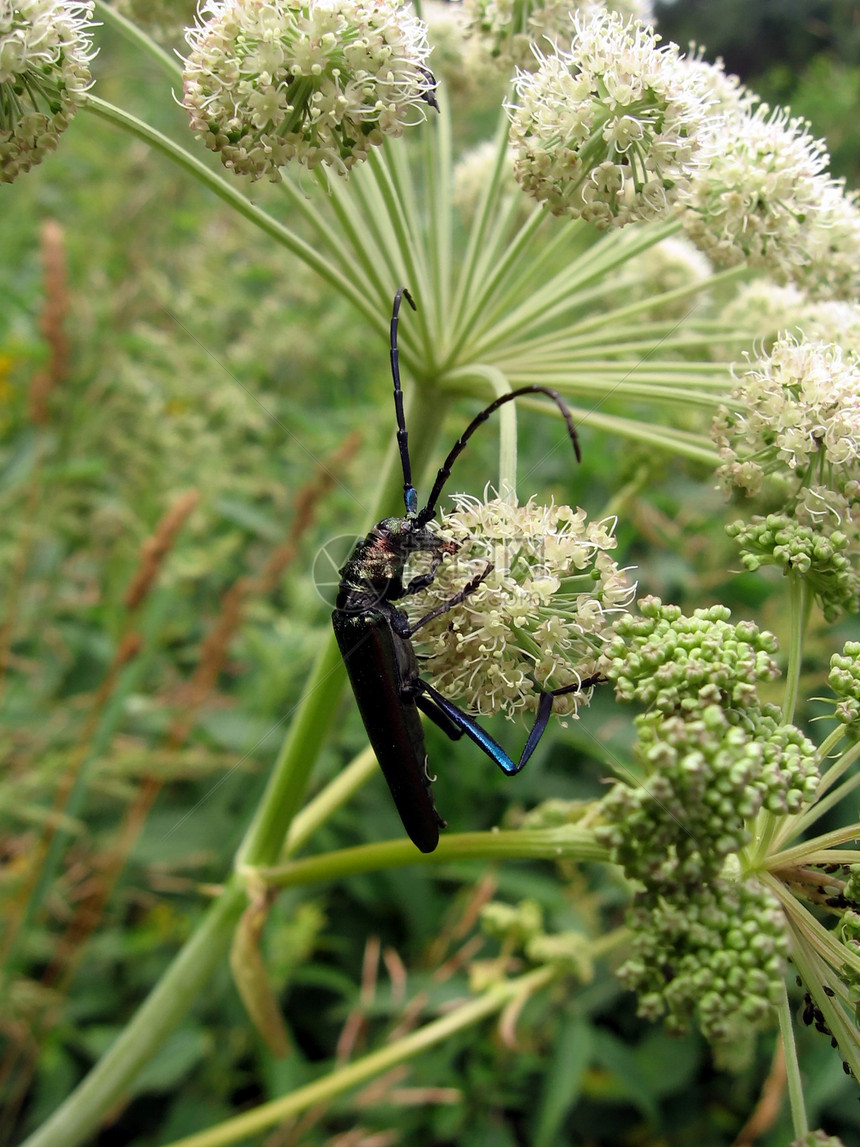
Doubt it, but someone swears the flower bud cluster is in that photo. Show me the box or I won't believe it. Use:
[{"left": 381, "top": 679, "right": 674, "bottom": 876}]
[
  {"left": 727, "top": 515, "right": 860, "bottom": 622},
  {"left": 618, "top": 876, "right": 790, "bottom": 1044},
  {"left": 828, "top": 644, "right": 860, "bottom": 733},
  {"left": 481, "top": 899, "right": 543, "bottom": 946},
  {"left": 479, "top": 898, "right": 593, "bottom": 980},
  {"left": 600, "top": 704, "right": 817, "bottom": 889},
  {"left": 181, "top": 0, "right": 435, "bottom": 180},
  {"left": 597, "top": 598, "right": 818, "bottom": 1044},
  {"left": 408, "top": 495, "right": 634, "bottom": 720},
  {"left": 598, "top": 599, "right": 817, "bottom": 888},
  {"left": 1, "top": 1, "right": 96, "bottom": 183},
  {"left": 603, "top": 598, "right": 779, "bottom": 713}
]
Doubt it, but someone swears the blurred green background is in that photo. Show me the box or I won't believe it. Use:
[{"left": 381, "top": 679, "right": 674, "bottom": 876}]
[{"left": 3, "top": 1, "right": 860, "bottom": 1144}]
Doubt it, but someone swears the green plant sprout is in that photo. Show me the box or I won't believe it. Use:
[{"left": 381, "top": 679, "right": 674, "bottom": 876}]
[{"left": 4, "top": 1, "right": 860, "bottom": 1144}]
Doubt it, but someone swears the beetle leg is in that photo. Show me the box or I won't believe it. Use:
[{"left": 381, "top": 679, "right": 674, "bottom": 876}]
[
  {"left": 414, "top": 675, "right": 602, "bottom": 776},
  {"left": 403, "top": 548, "right": 446, "bottom": 596},
  {"left": 415, "top": 690, "right": 466, "bottom": 741},
  {"left": 404, "top": 562, "right": 494, "bottom": 638}
]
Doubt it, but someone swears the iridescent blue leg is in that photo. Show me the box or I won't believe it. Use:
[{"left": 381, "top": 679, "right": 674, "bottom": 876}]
[{"left": 414, "top": 677, "right": 600, "bottom": 776}]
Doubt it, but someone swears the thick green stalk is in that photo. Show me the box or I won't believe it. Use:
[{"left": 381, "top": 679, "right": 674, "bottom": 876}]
[
  {"left": 782, "top": 571, "right": 810, "bottom": 725},
  {"left": 777, "top": 982, "right": 808, "bottom": 1141},
  {"left": 259, "top": 825, "right": 609, "bottom": 888}
]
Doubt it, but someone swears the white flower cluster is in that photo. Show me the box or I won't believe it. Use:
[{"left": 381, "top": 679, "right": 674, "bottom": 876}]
[
  {"left": 181, "top": 0, "right": 436, "bottom": 180},
  {"left": 682, "top": 105, "right": 832, "bottom": 278},
  {"left": 508, "top": 11, "right": 711, "bottom": 228},
  {"left": 463, "top": 0, "right": 654, "bottom": 74},
  {"left": 720, "top": 282, "right": 860, "bottom": 359},
  {"left": 714, "top": 336, "right": 860, "bottom": 497},
  {"left": 0, "top": 1, "right": 96, "bottom": 184},
  {"left": 407, "top": 494, "right": 634, "bottom": 720},
  {"left": 506, "top": 9, "right": 860, "bottom": 299},
  {"left": 423, "top": 0, "right": 495, "bottom": 100},
  {"left": 793, "top": 184, "right": 860, "bottom": 301}
]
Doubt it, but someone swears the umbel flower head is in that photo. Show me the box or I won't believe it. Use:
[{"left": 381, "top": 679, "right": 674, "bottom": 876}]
[
  {"left": 714, "top": 336, "right": 860, "bottom": 498},
  {"left": 182, "top": 0, "right": 437, "bottom": 180},
  {"left": 681, "top": 104, "right": 835, "bottom": 283},
  {"left": 406, "top": 494, "right": 633, "bottom": 720},
  {"left": 507, "top": 10, "right": 713, "bottom": 227},
  {"left": 713, "top": 335, "right": 860, "bottom": 618},
  {"left": 0, "top": 1, "right": 96, "bottom": 184},
  {"left": 462, "top": 0, "right": 654, "bottom": 75}
]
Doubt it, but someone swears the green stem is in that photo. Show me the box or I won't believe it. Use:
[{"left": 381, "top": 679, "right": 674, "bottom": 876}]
[
  {"left": 443, "top": 364, "right": 519, "bottom": 498},
  {"left": 258, "top": 825, "right": 609, "bottom": 889},
  {"left": 281, "top": 745, "right": 378, "bottom": 858},
  {"left": 776, "top": 980, "right": 808, "bottom": 1141},
  {"left": 94, "top": 1, "right": 182, "bottom": 83},
  {"left": 161, "top": 965, "right": 558, "bottom": 1147},
  {"left": 465, "top": 394, "right": 719, "bottom": 466},
  {"left": 770, "top": 820, "right": 860, "bottom": 867},
  {"left": 783, "top": 571, "right": 810, "bottom": 725},
  {"left": 813, "top": 726, "right": 858, "bottom": 799}
]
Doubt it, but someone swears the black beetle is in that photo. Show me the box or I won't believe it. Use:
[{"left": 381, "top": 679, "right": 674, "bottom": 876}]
[{"left": 332, "top": 288, "right": 598, "bottom": 852}]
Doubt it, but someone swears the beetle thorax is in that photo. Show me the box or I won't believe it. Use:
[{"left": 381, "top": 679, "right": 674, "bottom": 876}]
[{"left": 336, "top": 515, "right": 458, "bottom": 611}]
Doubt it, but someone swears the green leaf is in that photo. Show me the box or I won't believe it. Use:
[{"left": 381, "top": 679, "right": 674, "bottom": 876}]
[{"left": 532, "top": 1016, "right": 592, "bottom": 1147}]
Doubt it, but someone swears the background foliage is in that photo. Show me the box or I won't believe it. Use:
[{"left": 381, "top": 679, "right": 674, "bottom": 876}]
[{"left": 3, "top": 1, "right": 860, "bottom": 1144}]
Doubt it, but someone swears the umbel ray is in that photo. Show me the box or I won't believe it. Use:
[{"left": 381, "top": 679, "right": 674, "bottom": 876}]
[{"left": 332, "top": 288, "right": 600, "bottom": 852}]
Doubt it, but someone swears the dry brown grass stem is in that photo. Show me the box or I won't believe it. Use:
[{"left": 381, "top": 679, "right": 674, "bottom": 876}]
[
  {"left": 28, "top": 220, "right": 70, "bottom": 426},
  {"left": 124, "top": 489, "right": 201, "bottom": 610},
  {"left": 0, "top": 492, "right": 200, "bottom": 983},
  {"left": 732, "top": 1038, "right": 786, "bottom": 1145},
  {"left": 166, "top": 431, "right": 361, "bottom": 744},
  {"left": 0, "top": 223, "right": 71, "bottom": 702}
]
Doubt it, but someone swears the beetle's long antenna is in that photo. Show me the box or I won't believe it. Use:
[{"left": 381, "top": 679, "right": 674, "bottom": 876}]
[
  {"left": 416, "top": 386, "right": 580, "bottom": 526},
  {"left": 390, "top": 286, "right": 418, "bottom": 515}
]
